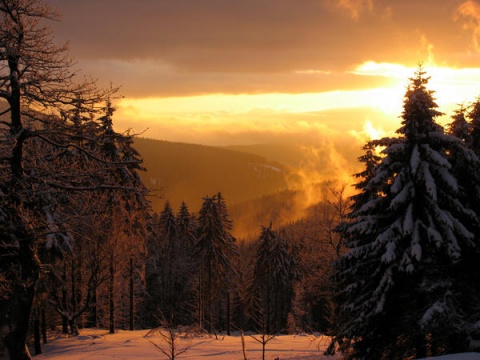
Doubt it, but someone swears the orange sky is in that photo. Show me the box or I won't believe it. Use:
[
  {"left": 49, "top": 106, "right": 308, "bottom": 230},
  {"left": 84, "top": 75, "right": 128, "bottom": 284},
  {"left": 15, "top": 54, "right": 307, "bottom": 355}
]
[{"left": 46, "top": 0, "right": 480, "bottom": 152}]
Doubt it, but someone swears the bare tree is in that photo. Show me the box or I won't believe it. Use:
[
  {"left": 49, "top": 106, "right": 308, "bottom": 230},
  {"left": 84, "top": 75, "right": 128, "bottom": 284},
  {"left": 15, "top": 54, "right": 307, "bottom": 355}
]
[
  {"left": 249, "top": 309, "right": 277, "bottom": 360},
  {"left": 0, "top": 1, "right": 144, "bottom": 358},
  {"left": 144, "top": 315, "right": 193, "bottom": 360}
]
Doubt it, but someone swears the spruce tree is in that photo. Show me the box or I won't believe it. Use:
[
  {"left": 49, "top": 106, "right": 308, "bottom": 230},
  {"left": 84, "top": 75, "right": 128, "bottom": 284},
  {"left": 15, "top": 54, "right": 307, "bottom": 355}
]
[
  {"left": 194, "top": 195, "right": 237, "bottom": 332},
  {"left": 249, "top": 224, "right": 293, "bottom": 334},
  {"left": 177, "top": 201, "right": 197, "bottom": 250},
  {"left": 468, "top": 99, "right": 480, "bottom": 154},
  {"left": 335, "top": 67, "right": 479, "bottom": 359},
  {"left": 448, "top": 105, "right": 470, "bottom": 144},
  {"left": 448, "top": 100, "right": 480, "bottom": 351},
  {"left": 158, "top": 201, "right": 179, "bottom": 320}
]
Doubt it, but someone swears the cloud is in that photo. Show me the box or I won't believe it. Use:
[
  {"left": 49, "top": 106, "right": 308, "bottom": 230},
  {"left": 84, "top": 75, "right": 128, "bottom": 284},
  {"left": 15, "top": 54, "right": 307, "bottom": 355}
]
[
  {"left": 78, "top": 58, "right": 395, "bottom": 98},
  {"left": 113, "top": 103, "right": 399, "bottom": 145},
  {"left": 47, "top": 0, "right": 476, "bottom": 82},
  {"left": 455, "top": 0, "right": 480, "bottom": 52},
  {"left": 333, "top": 0, "right": 375, "bottom": 19}
]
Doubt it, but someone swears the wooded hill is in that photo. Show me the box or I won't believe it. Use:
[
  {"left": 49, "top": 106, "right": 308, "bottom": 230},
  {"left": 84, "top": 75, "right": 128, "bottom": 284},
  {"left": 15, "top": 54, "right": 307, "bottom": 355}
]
[
  {"left": 133, "top": 138, "right": 289, "bottom": 212},
  {"left": 133, "top": 138, "right": 348, "bottom": 241}
]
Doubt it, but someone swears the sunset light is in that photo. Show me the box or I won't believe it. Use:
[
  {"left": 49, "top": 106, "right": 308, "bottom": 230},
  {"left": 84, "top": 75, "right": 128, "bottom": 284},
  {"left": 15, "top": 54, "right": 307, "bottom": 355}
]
[
  {"left": 114, "top": 61, "right": 480, "bottom": 145},
  {"left": 44, "top": 0, "right": 480, "bottom": 150},
  {"left": 6, "top": 2, "right": 480, "bottom": 358}
]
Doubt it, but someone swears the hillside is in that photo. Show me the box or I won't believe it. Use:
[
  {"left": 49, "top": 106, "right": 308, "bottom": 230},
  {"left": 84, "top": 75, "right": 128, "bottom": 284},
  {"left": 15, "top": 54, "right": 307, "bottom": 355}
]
[
  {"left": 229, "top": 181, "right": 340, "bottom": 240},
  {"left": 133, "top": 138, "right": 289, "bottom": 212}
]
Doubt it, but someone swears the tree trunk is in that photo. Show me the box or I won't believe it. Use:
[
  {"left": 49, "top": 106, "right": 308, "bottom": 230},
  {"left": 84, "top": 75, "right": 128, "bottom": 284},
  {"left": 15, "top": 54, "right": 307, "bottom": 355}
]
[
  {"left": 2, "top": 222, "right": 39, "bottom": 360},
  {"left": 86, "top": 287, "right": 97, "bottom": 328},
  {"left": 207, "top": 266, "right": 213, "bottom": 332},
  {"left": 42, "top": 307, "right": 47, "bottom": 344},
  {"left": 75, "top": 242, "right": 83, "bottom": 329},
  {"left": 109, "top": 262, "right": 115, "bottom": 334},
  {"left": 198, "top": 271, "right": 203, "bottom": 329},
  {"left": 62, "top": 263, "right": 68, "bottom": 335},
  {"left": 226, "top": 291, "right": 231, "bottom": 336},
  {"left": 70, "top": 260, "right": 77, "bottom": 333},
  {"left": 129, "top": 257, "right": 134, "bottom": 331},
  {"left": 415, "top": 334, "right": 427, "bottom": 359},
  {"left": 68, "top": 318, "right": 79, "bottom": 336},
  {"left": 34, "top": 316, "right": 42, "bottom": 355},
  {"left": 1, "top": 54, "right": 39, "bottom": 360}
]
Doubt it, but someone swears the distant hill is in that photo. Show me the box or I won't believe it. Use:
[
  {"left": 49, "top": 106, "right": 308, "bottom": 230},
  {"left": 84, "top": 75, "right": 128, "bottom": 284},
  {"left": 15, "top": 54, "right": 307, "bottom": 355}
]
[
  {"left": 229, "top": 181, "right": 338, "bottom": 240},
  {"left": 133, "top": 138, "right": 289, "bottom": 213},
  {"left": 224, "top": 143, "right": 305, "bottom": 169},
  {"left": 223, "top": 142, "right": 361, "bottom": 188}
]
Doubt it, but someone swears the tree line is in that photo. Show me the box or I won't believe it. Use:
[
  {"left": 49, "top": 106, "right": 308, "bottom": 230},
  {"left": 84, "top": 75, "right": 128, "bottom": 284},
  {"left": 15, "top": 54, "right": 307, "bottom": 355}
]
[{"left": 145, "top": 191, "right": 344, "bottom": 337}]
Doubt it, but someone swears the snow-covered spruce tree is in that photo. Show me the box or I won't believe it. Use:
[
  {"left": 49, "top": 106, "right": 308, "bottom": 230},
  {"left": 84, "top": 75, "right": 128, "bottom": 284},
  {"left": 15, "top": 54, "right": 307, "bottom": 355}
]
[
  {"left": 248, "top": 224, "right": 293, "bottom": 334},
  {"left": 446, "top": 103, "right": 480, "bottom": 222},
  {"left": 334, "top": 67, "right": 479, "bottom": 359},
  {"left": 468, "top": 99, "right": 480, "bottom": 154},
  {"left": 448, "top": 105, "right": 470, "bottom": 144},
  {"left": 194, "top": 195, "right": 238, "bottom": 332},
  {"left": 448, "top": 100, "right": 480, "bottom": 348},
  {"left": 348, "top": 142, "right": 382, "bottom": 214}
]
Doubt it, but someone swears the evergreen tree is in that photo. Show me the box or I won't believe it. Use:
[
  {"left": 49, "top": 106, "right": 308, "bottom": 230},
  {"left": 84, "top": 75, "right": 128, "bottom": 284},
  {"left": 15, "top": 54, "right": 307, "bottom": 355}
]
[
  {"left": 249, "top": 224, "right": 293, "bottom": 334},
  {"left": 158, "top": 201, "right": 179, "bottom": 319},
  {"left": 177, "top": 201, "right": 197, "bottom": 250},
  {"left": 349, "top": 142, "right": 382, "bottom": 213},
  {"left": 468, "top": 99, "right": 480, "bottom": 154},
  {"left": 334, "top": 67, "right": 479, "bottom": 359},
  {"left": 194, "top": 195, "right": 237, "bottom": 332},
  {"left": 448, "top": 100, "right": 480, "bottom": 350},
  {"left": 448, "top": 105, "right": 470, "bottom": 144},
  {"left": 173, "top": 202, "right": 197, "bottom": 324}
]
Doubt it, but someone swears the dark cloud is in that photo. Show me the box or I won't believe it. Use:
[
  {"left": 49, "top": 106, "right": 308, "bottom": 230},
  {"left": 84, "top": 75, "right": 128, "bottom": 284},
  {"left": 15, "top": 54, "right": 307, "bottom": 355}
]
[
  {"left": 45, "top": 0, "right": 476, "bottom": 96},
  {"left": 79, "top": 58, "right": 397, "bottom": 97}
]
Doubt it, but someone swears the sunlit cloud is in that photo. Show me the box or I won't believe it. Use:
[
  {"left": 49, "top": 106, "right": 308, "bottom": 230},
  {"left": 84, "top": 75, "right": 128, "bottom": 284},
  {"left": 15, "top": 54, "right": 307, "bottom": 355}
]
[
  {"left": 114, "top": 60, "right": 480, "bottom": 146},
  {"left": 333, "top": 0, "right": 374, "bottom": 19},
  {"left": 353, "top": 61, "right": 413, "bottom": 79},
  {"left": 455, "top": 0, "right": 480, "bottom": 52},
  {"left": 352, "top": 61, "right": 480, "bottom": 123}
]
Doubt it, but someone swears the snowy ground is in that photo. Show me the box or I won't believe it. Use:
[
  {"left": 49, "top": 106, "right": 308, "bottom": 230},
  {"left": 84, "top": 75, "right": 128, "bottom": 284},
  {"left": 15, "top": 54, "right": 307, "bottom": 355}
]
[
  {"left": 416, "top": 355, "right": 480, "bottom": 360},
  {"left": 33, "top": 329, "right": 480, "bottom": 360},
  {"left": 34, "top": 329, "right": 341, "bottom": 360}
]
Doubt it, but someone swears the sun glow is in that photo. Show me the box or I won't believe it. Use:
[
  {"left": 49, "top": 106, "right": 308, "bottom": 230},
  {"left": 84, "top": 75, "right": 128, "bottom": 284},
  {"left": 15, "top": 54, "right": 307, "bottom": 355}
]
[
  {"left": 114, "top": 61, "right": 480, "bottom": 144},
  {"left": 353, "top": 61, "right": 480, "bottom": 122}
]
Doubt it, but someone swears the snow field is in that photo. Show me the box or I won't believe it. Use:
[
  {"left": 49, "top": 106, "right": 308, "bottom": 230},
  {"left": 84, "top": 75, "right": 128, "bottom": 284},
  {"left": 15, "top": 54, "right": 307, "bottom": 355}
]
[{"left": 35, "top": 329, "right": 341, "bottom": 360}]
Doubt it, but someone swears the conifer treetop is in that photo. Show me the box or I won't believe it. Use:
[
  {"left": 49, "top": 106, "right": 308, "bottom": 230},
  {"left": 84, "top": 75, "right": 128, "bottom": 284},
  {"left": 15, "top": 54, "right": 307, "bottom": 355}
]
[{"left": 398, "top": 66, "right": 443, "bottom": 139}]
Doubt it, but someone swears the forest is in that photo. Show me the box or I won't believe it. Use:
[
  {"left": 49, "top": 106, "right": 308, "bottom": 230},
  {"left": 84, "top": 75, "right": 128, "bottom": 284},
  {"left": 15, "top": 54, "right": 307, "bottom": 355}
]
[{"left": 1, "top": 1, "right": 480, "bottom": 360}]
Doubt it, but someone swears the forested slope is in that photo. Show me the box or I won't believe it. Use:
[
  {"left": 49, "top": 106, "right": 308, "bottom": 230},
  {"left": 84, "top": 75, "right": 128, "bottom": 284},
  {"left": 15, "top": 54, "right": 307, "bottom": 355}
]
[{"left": 134, "top": 138, "right": 289, "bottom": 211}]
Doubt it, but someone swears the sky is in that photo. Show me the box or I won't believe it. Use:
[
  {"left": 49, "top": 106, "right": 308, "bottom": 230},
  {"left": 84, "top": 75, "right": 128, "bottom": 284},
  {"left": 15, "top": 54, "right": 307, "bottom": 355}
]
[{"left": 45, "top": 0, "right": 480, "bottom": 154}]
